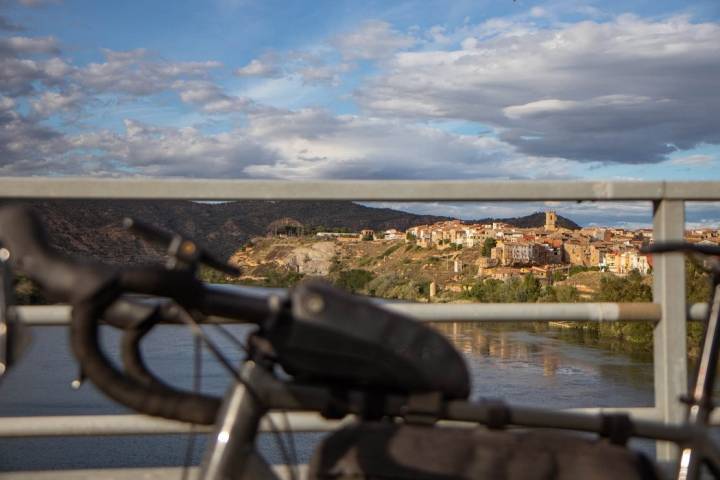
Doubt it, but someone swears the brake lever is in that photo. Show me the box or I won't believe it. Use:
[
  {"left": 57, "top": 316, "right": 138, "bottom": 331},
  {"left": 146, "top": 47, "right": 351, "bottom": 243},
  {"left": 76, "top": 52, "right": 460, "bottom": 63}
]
[{"left": 122, "top": 218, "right": 240, "bottom": 276}]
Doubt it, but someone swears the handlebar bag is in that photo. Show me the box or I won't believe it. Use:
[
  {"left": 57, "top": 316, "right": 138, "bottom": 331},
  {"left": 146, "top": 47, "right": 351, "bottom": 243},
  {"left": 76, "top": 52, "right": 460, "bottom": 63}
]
[
  {"left": 266, "top": 281, "right": 470, "bottom": 399},
  {"left": 308, "top": 423, "right": 660, "bottom": 480}
]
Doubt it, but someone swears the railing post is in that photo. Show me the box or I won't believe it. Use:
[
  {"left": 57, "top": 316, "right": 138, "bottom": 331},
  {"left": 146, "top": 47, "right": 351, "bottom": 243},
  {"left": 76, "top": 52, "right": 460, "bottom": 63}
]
[{"left": 652, "top": 199, "right": 687, "bottom": 462}]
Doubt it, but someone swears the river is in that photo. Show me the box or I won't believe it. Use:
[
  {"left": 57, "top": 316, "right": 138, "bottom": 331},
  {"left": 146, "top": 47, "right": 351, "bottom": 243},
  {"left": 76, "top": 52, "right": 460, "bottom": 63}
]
[{"left": 0, "top": 323, "right": 655, "bottom": 471}]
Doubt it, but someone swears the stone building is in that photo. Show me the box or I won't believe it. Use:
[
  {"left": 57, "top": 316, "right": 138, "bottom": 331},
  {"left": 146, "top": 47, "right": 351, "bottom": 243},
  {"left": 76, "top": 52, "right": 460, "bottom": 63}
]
[{"left": 545, "top": 211, "right": 558, "bottom": 231}]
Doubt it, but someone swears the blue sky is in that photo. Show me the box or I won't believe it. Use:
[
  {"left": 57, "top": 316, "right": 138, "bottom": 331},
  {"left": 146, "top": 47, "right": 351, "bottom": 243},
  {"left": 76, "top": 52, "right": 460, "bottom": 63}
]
[{"left": 1, "top": 0, "right": 719, "bottom": 225}]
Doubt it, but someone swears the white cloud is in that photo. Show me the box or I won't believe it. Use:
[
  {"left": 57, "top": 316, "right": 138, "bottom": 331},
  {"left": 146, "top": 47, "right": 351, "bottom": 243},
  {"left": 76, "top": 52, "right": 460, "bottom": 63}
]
[
  {"left": 0, "top": 34, "right": 68, "bottom": 96},
  {"left": 68, "top": 119, "right": 276, "bottom": 177},
  {"left": 0, "top": 56, "right": 71, "bottom": 96},
  {"left": 670, "top": 154, "right": 715, "bottom": 166},
  {"left": 0, "top": 95, "right": 69, "bottom": 174},
  {"left": 530, "top": 7, "right": 548, "bottom": 18},
  {"left": 173, "top": 80, "right": 252, "bottom": 113},
  {"left": 3, "top": 105, "right": 578, "bottom": 180},
  {"left": 297, "top": 62, "right": 352, "bottom": 86},
  {"left": 77, "top": 49, "right": 222, "bottom": 96},
  {"left": 357, "top": 15, "right": 720, "bottom": 164},
  {"left": 0, "top": 36, "right": 58, "bottom": 55},
  {"left": 235, "top": 56, "right": 282, "bottom": 77},
  {"left": 333, "top": 20, "right": 416, "bottom": 60},
  {"left": 30, "top": 89, "right": 84, "bottom": 117},
  {"left": 241, "top": 108, "right": 575, "bottom": 180}
]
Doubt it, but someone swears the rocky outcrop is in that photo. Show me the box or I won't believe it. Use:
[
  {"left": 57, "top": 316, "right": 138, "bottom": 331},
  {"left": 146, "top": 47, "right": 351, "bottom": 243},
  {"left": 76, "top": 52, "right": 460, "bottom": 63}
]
[{"left": 282, "top": 242, "right": 337, "bottom": 275}]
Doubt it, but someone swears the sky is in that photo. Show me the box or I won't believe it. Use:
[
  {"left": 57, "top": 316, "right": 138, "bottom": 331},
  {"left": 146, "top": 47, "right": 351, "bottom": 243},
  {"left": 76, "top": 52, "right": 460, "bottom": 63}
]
[{"left": 1, "top": 0, "right": 719, "bottom": 226}]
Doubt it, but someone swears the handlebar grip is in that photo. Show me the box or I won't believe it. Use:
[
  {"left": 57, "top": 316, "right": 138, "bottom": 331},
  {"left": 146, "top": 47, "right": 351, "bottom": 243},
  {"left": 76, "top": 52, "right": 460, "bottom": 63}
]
[
  {"left": 0, "top": 206, "right": 112, "bottom": 302},
  {"left": 71, "top": 285, "right": 221, "bottom": 425},
  {"left": 121, "top": 321, "right": 223, "bottom": 420}
]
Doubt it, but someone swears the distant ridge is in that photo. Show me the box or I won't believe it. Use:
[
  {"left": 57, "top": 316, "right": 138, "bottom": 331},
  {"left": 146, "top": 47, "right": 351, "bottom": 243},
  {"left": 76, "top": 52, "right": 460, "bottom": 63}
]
[
  {"left": 469, "top": 211, "right": 581, "bottom": 230},
  {"left": 15, "top": 200, "right": 450, "bottom": 263},
  {"left": 14, "top": 200, "right": 580, "bottom": 263}
]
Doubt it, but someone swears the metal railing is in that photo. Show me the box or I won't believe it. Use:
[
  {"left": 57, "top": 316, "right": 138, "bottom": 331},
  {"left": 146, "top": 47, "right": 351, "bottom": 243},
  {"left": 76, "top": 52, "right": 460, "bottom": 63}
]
[{"left": 1, "top": 178, "right": 718, "bottom": 477}]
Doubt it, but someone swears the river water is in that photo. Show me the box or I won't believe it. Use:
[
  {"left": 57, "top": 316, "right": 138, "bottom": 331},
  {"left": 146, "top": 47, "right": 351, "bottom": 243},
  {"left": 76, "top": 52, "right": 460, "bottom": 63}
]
[{"left": 0, "top": 323, "right": 655, "bottom": 471}]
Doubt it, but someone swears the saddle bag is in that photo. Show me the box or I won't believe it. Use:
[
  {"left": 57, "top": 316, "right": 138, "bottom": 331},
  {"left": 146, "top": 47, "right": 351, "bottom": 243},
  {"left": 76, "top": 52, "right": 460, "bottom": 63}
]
[{"left": 309, "top": 422, "right": 660, "bottom": 480}]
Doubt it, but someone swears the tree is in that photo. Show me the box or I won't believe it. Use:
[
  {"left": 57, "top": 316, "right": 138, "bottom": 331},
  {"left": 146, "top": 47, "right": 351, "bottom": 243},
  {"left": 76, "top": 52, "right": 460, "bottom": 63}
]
[
  {"left": 505, "top": 274, "right": 542, "bottom": 302},
  {"left": 686, "top": 258, "right": 711, "bottom": 304},
  {"left": 335, "top": 269, "right": 375, "bottom": 293},
  {"left": 594, "top": 270, "right": 651, "bottom": 302},
  {"left": 481, "top": 238, "right": 497, "bottom": 256},
  {"left": 569, "top": 265, "right": 589, "bottom": 276}
]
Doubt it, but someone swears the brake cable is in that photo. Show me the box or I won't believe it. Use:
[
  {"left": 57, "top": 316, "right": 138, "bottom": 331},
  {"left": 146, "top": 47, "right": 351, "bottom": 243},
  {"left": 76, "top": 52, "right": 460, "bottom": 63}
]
[
  {"left": 173, "top": 305, "right": 298, "bottom": 480},
  {"left": 180, "top": 334, "right": 202, "bottom": 480}
]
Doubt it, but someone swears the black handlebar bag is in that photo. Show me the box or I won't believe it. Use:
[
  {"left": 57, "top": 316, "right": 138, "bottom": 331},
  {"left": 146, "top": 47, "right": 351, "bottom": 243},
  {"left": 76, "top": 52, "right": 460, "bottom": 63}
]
[
  {"left": 309, "top": 423, "right": 660, "bottom": 480},
  {"left": 266, "top": 281, "right": 471, "bottom": 399}
]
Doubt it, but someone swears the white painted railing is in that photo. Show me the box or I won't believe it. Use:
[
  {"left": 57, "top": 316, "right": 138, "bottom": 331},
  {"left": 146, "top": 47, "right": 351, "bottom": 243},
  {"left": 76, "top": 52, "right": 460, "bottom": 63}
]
[{"left": 0, "top": 178, "right": 717, "bottom": 477}]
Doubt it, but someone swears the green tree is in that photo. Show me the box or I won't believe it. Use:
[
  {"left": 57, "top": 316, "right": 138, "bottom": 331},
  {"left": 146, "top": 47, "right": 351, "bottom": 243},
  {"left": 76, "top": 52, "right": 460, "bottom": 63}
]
[
  {"left": 198, "top": 265, "right": 236, "bottom": 284},
  {"left": 335, "top": 269, "right": 375, "bottom": 293},
  {"left": 594, "top": 270, "right": 651, "bottom": 302},
  {"left": 467, "top": 278, "right": 507, "bottom": 302},
  {"left": 379, "top": 243, "right": 402, "bottom": 258},
  {"left": 507, "top": 274, "right": 542, "bottom": 302},
  {"left": 686, "top": 258, "right": 712, "bottom": 355},
  {"left": 481, "top": 238, "right": 497, "bottom": 256},
  {"left": 569, "top": 265, "right": 589, "bottom": 276},
  {"left": 264, "top": 270, "right": 305, "bottom": 288},
  {"left": 686, "top": 259, "right": 711, "bottom": 304}
]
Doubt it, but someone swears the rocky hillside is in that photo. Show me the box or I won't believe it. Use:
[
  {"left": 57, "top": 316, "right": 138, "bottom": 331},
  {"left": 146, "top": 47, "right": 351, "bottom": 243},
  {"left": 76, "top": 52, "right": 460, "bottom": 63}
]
[
  {"left": 7, "top": 200, "right": 580, "bottom": 265},
  {"left": 8, "top": 200, "right": 451, "bottom": 264}
]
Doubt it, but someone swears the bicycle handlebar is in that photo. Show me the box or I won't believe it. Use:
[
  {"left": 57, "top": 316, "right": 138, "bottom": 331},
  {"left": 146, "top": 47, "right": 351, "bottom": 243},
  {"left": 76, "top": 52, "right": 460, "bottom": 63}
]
[
  {"left": 0, "top": 206, "right": 270, "bottom": 424},
  {"left": 0, "top": 206, "right": 471, "bottom": 423}
]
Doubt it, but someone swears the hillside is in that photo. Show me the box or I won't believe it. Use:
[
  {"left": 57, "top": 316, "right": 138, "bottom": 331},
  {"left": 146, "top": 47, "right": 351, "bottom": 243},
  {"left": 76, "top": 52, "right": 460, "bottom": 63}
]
[
  {"left": 10, "top": 200, "right": 451, "bottom": 263},
  {"left": 9, "top": 200, "right": 581, "bottom": 265},
  {"left": 231, "top": 236, "right": 482, "bottom": 300}
]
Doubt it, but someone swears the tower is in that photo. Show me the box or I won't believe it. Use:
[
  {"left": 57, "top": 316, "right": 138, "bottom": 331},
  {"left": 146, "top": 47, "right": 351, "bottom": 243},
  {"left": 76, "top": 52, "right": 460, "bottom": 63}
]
[{"left": 545, "top": 211, "right": 557, "bottom": 231}]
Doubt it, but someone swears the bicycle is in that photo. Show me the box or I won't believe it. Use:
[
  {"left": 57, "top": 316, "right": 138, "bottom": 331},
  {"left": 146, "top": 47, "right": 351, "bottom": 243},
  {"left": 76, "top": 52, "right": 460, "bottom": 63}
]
[{"left": 1, "top": 204, "right": 719, "bottom": 480}]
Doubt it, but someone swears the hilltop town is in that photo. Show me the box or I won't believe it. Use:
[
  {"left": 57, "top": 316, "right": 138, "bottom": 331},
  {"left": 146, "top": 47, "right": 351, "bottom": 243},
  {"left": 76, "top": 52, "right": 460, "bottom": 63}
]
[{"left": 228, "top": 211, "right": 719, "bottom": 301}]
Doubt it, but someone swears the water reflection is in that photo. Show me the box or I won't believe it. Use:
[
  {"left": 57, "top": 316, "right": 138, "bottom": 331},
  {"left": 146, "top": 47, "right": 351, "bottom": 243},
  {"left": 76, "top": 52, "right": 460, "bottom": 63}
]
[
  {"left": 0, "top": 323, "right": 656, "bottom": 470},
  {"left": 437, "top": 322, "right": 563, "bottom": 376},
  {"left": 432, "top": 322, "right": 654, "bottom": 408}
]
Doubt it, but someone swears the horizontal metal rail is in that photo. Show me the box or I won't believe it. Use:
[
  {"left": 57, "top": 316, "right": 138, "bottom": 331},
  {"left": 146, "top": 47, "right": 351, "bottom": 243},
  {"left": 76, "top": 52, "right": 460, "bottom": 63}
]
[
  {"left": 0, "top": 466, "right": 307, "bottom": 480},
  {"left": 1, "top": 178, "right": 720, "bottom": 201},
  {"left": 0, "top": 407, "right": 691, "bottom": 438},
  {"left": 0, "top": 412, "right": 354, "bottom": 437},
  {"left": 14, "top": 302, "right": 709, "bottom": 326}
]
